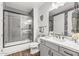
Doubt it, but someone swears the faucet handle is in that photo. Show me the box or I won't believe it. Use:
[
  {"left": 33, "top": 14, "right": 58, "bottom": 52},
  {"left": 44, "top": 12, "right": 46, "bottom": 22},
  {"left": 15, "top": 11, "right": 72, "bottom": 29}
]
[{"left": 62, "top": 36, "right": 64, "bottom": 39}]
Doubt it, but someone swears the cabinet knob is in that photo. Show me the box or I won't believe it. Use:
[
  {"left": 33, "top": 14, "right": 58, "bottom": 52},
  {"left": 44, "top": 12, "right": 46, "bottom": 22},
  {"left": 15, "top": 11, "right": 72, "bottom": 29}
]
[
  {"left": 51, "top": 52, "right": 53, "bottom": 56},
  {"left": 64, "top": 51, "right": 73, "bottom": 56},
  {"left": 48, "top": 50, "right": 52, "bottom": 56}
]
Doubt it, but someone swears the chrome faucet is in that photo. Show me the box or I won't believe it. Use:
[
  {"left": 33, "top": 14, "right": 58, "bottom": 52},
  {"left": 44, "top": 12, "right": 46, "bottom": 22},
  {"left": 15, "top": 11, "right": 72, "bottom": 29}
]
[{"left": 62, "top": 36, "right": 64, "bottom": 39}]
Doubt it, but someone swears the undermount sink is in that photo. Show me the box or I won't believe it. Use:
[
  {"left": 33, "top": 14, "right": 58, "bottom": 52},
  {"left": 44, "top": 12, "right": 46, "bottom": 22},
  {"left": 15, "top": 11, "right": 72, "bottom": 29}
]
[
  {"left": 57, "top": 38, "right": 79, "bottom": 46},
  {"left": 45, "top": 36, "right": 65, "bottom": 42},
  {"left": 52, "top": 37, "right": 65, "bottom": 42},
  {"left": 53, "top": 37, "right": 78, "bottom": 45}
]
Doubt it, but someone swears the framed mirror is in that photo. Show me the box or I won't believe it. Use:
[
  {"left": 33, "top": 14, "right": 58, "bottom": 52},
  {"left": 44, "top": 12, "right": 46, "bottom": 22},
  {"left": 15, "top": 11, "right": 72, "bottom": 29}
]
[{"left": 49, "top": 2, "right": 77, "bottom": 36}]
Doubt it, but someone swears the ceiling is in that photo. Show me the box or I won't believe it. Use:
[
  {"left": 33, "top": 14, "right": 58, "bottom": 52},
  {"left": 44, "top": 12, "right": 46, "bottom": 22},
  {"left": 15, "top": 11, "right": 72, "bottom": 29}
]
[
  {"left": 49, "top": 2, "right": 76, "bottom": 16},
  {"left": 5, "top": 2, "right": 77, "bottom": 16},
  {"left": 4, "top": 2, "right": 45, "bottom": 13}
]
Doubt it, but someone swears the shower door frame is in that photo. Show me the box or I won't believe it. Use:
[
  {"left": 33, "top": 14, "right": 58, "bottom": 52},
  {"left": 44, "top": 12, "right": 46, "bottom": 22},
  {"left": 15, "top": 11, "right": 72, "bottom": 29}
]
[{"left": 3, "top": 10, "right": 33, "bottom": 48}]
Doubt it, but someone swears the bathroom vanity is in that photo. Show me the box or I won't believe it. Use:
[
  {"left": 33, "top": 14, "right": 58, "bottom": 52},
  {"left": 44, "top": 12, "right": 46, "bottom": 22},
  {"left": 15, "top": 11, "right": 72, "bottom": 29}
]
[
  {"left": 45, "top": 2, "right": 79, "bottom": 56},
  {"left": 39, "top": 36, "right": 79, "bottom": 56}
]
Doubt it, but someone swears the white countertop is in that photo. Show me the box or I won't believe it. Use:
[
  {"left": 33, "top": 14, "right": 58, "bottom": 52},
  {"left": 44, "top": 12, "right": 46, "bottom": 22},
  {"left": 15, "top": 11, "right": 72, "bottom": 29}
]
[{"left": 40, "top": 36, "right": 79, "bottom": 53}]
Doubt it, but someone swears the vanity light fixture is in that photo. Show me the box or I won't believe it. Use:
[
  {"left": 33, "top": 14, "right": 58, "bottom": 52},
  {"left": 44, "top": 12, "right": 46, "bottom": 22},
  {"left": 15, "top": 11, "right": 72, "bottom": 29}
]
[{"left": 51, "top": 2, "right": 66, "bottom": 10}]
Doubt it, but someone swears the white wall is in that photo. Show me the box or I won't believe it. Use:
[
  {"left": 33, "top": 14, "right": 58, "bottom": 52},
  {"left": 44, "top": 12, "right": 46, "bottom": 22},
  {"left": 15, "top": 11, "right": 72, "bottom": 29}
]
[
  {"left": 33, "top": 7, "right": 39, "bottom": 41},
  {"left": 38, "top": 2, "right": 52, "bottom": 36},
  {"left": 53, "top": 13, "right": 64, "bottom": 34},
  {"left": 0, "top": 2, "right": 3, "bottom": 51},
  {"left": 33, "top": 2, "right": 52, "bottom": 41}
]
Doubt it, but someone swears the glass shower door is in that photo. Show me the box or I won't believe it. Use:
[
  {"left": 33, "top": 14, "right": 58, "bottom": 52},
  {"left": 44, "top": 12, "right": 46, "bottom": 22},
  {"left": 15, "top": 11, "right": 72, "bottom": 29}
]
[
  {"left": 21, "top": 15, "right": 32, "bottom": 42},
  {"left": 4, "top": 12, "right": 21, "bottom": 44},
  {"left": 8, "top": 12, "right": 21, "bottom": 43},
  {"left": 4, "top": 11, "right": 33, "bottom": 47}
]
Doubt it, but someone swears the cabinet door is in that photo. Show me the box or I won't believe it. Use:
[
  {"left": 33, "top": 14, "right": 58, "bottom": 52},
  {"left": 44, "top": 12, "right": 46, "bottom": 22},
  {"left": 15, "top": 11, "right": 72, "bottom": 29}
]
[
  {"left": 51, "top": 49, "right": 62, "bottom": 56},
  {"left": 45, "top": 41, "right": 58, "bottom": 51},
  {"left": 40, "top": 44, "right": 50, "bottom": 56}
]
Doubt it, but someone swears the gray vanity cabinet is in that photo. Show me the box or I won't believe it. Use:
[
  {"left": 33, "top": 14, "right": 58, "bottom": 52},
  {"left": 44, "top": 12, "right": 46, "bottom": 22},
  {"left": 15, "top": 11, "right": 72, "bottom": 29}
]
[
  {"left": 40, "top": 43, "right": 62, "bottom": 56},
  {"left": 40, "top": 39, "right": 79, "bottom": 56},
  {"left": 40, "top": 39, "right": 62, "bottom": 56}
]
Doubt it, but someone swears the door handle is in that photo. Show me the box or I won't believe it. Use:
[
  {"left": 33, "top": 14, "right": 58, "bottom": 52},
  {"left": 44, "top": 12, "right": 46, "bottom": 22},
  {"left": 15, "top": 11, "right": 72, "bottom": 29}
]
[
  {"left": 64, "top": 51, "right": 73, "bottom": 56},
  {"left": 48, "top": 50, "right": 51, "bottom": 56},
  {"left": 51, "top": 52, "right": 53, "bottom": 56}
]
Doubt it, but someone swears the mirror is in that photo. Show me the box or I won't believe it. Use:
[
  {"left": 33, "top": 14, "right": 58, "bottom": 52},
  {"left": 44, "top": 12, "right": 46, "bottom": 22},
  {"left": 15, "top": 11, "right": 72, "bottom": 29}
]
[
  {"left": 49, "top": 2, "right": 79, "bottom": 36},
  {"left": 72, "top": 10, "right": 79, "bottom": 33},
  {"left": 72, "top": 2, "right": 79, "bottom": 33}
]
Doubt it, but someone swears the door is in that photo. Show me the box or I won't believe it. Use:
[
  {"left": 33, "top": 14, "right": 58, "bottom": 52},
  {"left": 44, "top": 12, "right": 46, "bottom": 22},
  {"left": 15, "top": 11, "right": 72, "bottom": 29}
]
[
  {"left": 8, "top": 12, "right": 21, "bottom": 43},
  {"left": 4, "top": 12, "right": 21, "bottom": 44}
]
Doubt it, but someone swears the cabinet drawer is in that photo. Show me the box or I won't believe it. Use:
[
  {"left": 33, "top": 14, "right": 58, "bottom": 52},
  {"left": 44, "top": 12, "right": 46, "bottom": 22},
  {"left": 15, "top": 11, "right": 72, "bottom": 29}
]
[
  {"left": 45, "top": 41, "right": 58, "bottom": 51},
  {"left": 60, "top": 47, "right": 78, "bottom": 56}
]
